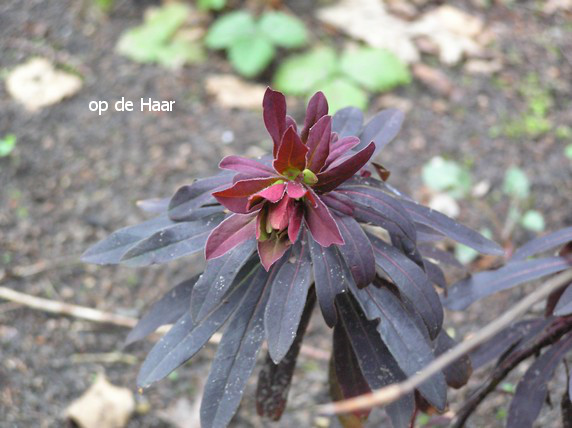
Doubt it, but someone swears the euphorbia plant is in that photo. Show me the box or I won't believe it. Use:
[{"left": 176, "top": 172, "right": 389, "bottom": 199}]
[{"left": 83, "top": 88, "right": 503, "bottom": 427}]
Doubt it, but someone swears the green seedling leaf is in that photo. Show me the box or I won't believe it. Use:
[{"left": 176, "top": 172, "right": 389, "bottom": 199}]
[
  {"left": 205, "top": 11, "right": 256, "bottom": 50},
  {"left": 422, "top": 156, "right": 472, "bottom": 199},
  {"left": 95, "top": 0, "right": 114, "bottom": 12},
  {"left": 228, "top": 35, "right": 275, "bottom": 78},
  {"left": 503, "top": 167, "right": 530, "bottom": 200},
  {"left": 314, "top": 77, "right": 367, "bottom": 113},
  {"left": 258, "top": 12, "right": 307, "bottom": 49},
  {"left": 156, "top": 39, "right": 204, "bottom": 68},
  {"left": 520, "top": 210, "right": 545, "bottom": 232},
  {"left": 0, "top": 134, "right": 16, "bottom": 157},
  {"left": 274, "top": 48, "right": 337, "bottom": 96},
  {"left": 565, "top": 144, "right": 572, "bottom": 159},
  {"left": 198, "top": 0, "right": 226, "bottom": 11},
  {"left": 455, "top": 228, "right": 492, "bottom": 265},
  {"left": 340, "top": 47, "right": 410, "bottom": 92}
]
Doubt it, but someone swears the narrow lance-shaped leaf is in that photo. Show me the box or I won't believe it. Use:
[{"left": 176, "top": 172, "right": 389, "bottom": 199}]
[
  {"left": 314, "top": 142, "right": 375, "bottom": 194},
  {"left": 137, "top": 264, "right": 262, "bottom": 388},
  {"left": 200, "top": 266, "right": 274, "bottom": 428},
  {"left": 301, "top": 91, "right": 328, "bottom": 143},
  {"left": 512, "top": 226, "right": 572, "bottom": 261},
  {"left": 334, "top": 214, "right": 376, "bottom": 288},
  {"left": 445, "top": 256, "right": 572, "bottom": 310},
  {"left": 122, "top": 213, "right": 224, "bottom": 267},
  {"left": 305, "top": 115, "right": 331, "bottom": 173},
  {"left": 309, "top": 235, "right": 352, "bottom": 327},
  {"left": 351, "top": 284, "right": 447, "bottom": 410},
  {"left": 356, "top": 108, "right": 404, "bottom": 154},
  {"left": 263, "top": 87, "right": 287, "bottom": 156},
  {"left": 264, "top": 238, "right": 313, "bottom": 363},
  {"left": 330, "top": 323, "right": 372, "bottom": 423},
  {"left": 169, "top": 172, "right": 233, "bottom": 221},
  {"left": 126, "top": 275, "right": 199, "bottom": 345},
  {"left": 336, "top": 293, "right": 415, "bottom": 428},
  {"left": 205, "top": 213, "right": 257, "bottom": 260},
  {"left": 212, "top": 177, "right": 278, "bottom": 214},
  {"left": 507, "top": 333, "right": 572, "bottom": 428},
  {"left": 304, "top": 189, "right": 344, "bottom": 247},
  {"left": 219, "top": 155, "right": 275, "bottom": 177},
  {"left": 400, "top": 199, "right": 504, "bottom": 256},
  {"left": 81, "top": 214, "right": 175, "bottom": 265},
  {"left": 432, "top": 330, "right": 472, "bottom": 389},
  {"left": 368, "top": 234, "right": 443, "bottom": 339},
  {"left": 273, "top": 126, "right": 308, "bottom": 175},
  {"left": 324, "top": 136, "right": 360, "bottom": 168},
  {"left": 191, "top": 239, "right": 257, "bottom": 321},
  {"left": 256, "top": 291, "right": 316, "bottom": 421},
  {"left": 331, "top": 106, "right": 363, "bottom": 138},
  {"left": 553, "top": 283, "right": 572, "bottom": 316}
]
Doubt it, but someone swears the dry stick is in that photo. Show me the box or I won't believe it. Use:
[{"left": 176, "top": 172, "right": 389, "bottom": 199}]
[
  {"left": 319, "top": 268, "right": 572, "bottom": 416},
  {"left": 0, "top": 286, "right": 329, "bottom": 360}
]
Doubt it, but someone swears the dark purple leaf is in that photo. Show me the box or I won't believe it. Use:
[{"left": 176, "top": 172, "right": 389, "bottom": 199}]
[
  {"left": 331, "top": 323, "right": 372, "bottom": 422},
  {"left": 126, "top": 275, "right": 199, "bottom": 346},
  {"left": 81, "top": 215, "right": 175, "bottom": 265},
  {"left": 205, "top": 213, "right": 257, "bottom": 260},
  {"left": 168, "top": 173, "right": 233, "bottom": 221},
  {"left": 256, "top": 291, "right": 315, "bottom": 421},
  {"left": 121, "top": 213, "right": 224, "bottom": 267},
  {"left": 191, "top": 239, "right": 257, "bottom": 321},
  {"left": 368, "top": 234, "right": 443, "bottom": 339},
  {"left": 332, "top": 106, "right": 363, "bottom": 138},
  {"left": 264, "top": 239, "right": 313, "bottom": 363},
  {"left": 219, "top": 155, "right": 275, "bottom": 177},
  {"left": 314, "top": 143, "right": 375, "bottom": 193},
  {"left": 301, "top": 91, "right": 328, "bottom": 143},
  {"left": 200, "top": 266, "right": 274, "bottom": 428},
  {"left": 305, "top": 115, "right": 331, "bottom": 173},
  {"left": 356, "top": 109, "right": 404, "bottom": 154},
  {"left": 351, "top": 284, "right": 447, "bottom": 410},
  {"left": 512, "top": 227, "right": 572, "bottom": 261},
  {"left": 423, "top": 259, "right": 447, "bottom": 289},
  {"left": 336, "top": 292, "right": 415, "bottom": 428},
  {"left": 321, "top": 192, "right": 354, "bottom": 216},
  {"left": 308, "top": 234, "right": 353, "bottom": 327},
  {"left": 563, "top": 388, "right": 572, "bottom": 428},
  {"left": 257, "top": 233, "right": 291, "bottom": 271},
  {"left": 400, "top": 199, "right": 504, "bottom": 256},
  {"left": 273, "top": 126, "right": 308, "bottom": 175},
  {"left": 432, "top": 330, "right": 472, "bottom": 389},
  {"left": 324, "top": 136, "right": 361, "bottom": 168},
  {"left": 338, "top": 185, "right": 417, "bottom": 242},
  {"left": 263, "top": 87, "right": 287, "bottom": 156},
  {"left": 213, "top": 177, "right": 278, "bottom": 214},
  {"left": 137, "top": 264, "right": 262, "bottom": 388},
  {"left": 304, "top": 190, "right": 344, "bottom": 247},
  {"left": 469, "top": 318, "right": 550, "bottom": 370},
  {"left": 507, "top": 333, "right": 572, "bottom": 428},
  {"left": 418, "top": 244, "right": 464, "bottom": 269},
  {"left": 335, "top": 215, "right": 376, "bottom": 288},
  {"left": 285, "top": 115, "right": 297, "bottom": 133},
  {"left": 445, "top": 257, "right": 572, "bottom": 310},
  {"left": 554, "top": 284, "right": 572, "bottom": 316}
]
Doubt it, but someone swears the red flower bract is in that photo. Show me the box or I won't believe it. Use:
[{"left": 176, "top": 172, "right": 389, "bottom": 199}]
[{"left": 205, "top": 88, "right": 376, "bottom": 270}]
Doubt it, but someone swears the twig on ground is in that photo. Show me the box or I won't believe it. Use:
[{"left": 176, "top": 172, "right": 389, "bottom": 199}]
[
  {"left": 0, "top": 286, "right": 329, "bottom": 360},
  {"left": 318, "top": 269, "right": 572, "bottom": 416}
]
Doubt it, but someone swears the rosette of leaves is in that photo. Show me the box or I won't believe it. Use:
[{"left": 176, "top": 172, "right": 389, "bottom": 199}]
[
  {"left": 83, "top": 88, "right": 503, "bottom": 427},
  {"left": 445, "top": 229, "right": 572, "bottom": 428},
  {"left": 274, "top": 46, "right": 411, "bottom": 113},
  {"left": 205, "top": 10, "right": 307, "bottom": 78}
]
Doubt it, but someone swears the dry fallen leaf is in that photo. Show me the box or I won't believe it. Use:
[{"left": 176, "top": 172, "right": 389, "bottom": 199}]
[
  {"left": 318, "top": 1, "right": 491, "bottom": 66},
  {"left": 205, "top": 74, "right": 267, "bottom": 110},
  {"left": 6, "top": 57, "right": 82, "bottom": 111},
  {"left": 158, "top": 396, "right": 201, "bottom": 428},
  {"left": 65, "top": 374, "right": 135, "bottom": 428},
  {"left": 317, "top": 0, "right": 420, "bottom": 63}
]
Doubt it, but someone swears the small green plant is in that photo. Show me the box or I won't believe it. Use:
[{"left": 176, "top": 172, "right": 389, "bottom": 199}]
[
  {"left": 565, "top": 144, "right": 572, "bottom": 159},
  {"left": 503, "top": 166, "right": 545, "bottom": 233},
  {"left": 274, "top": 46, "right": 411, "bottom": 113},
  {"left": 94, "top": 0, "right": 114, "bottom": 12},
  {"left": 422, "top": 156, "right": 472, "bottom": 199},
  {"left": 116, "top": 3, "right": 204, "bottom": 68},
  {"left": 197, "top": 0, "right": 226, "bottom": 11},
  {"left": 205, "top": 11, "right": 307, "bottom": 78},
  {"left": 0, "top": 134, "right": 16, "bottom": 158}
]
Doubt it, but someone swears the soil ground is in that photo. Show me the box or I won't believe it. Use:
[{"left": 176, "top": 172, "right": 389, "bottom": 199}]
[{"left": 0, "top": 0, "right": 571, "bottom": 427}]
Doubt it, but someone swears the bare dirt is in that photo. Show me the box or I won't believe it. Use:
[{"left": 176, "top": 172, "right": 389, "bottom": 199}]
[{"left": 0, "top": 0, "right": 571, "bottom": 427}]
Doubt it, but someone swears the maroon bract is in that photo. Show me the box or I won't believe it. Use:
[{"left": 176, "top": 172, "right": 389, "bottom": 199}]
[{"left": 82, "top": 88, "right": 504, "bottom": 428}]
